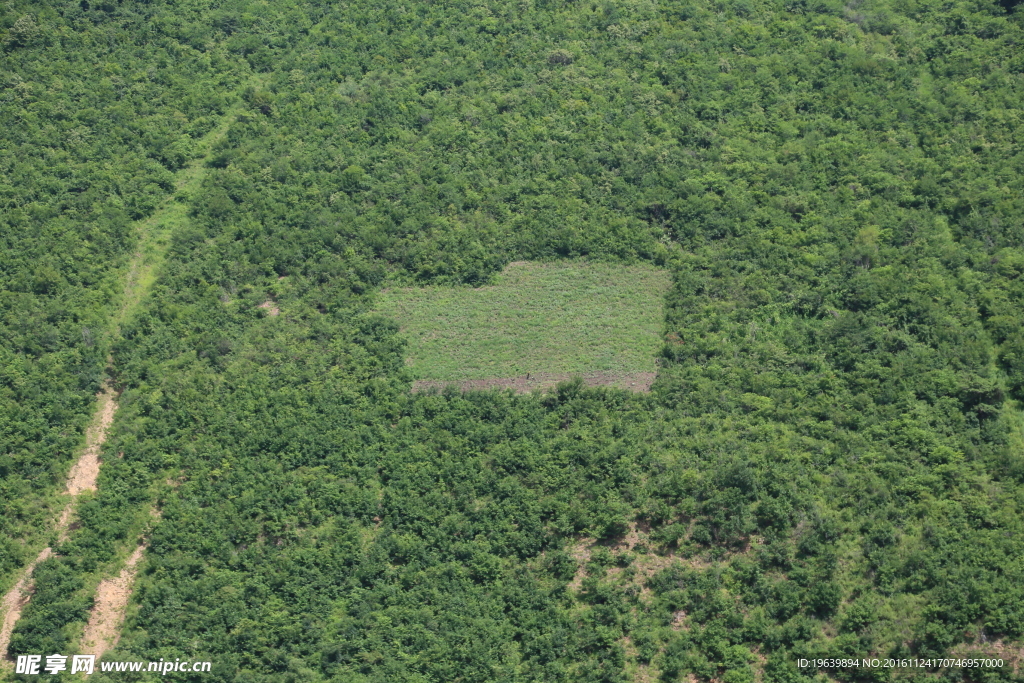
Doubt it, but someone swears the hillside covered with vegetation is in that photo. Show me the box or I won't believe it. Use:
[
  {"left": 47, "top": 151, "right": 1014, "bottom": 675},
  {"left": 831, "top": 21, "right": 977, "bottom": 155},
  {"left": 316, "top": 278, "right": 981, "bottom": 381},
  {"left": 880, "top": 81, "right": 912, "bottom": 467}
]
[{"left": 2, "top": 0, "right": 1024, "bottom": 680}]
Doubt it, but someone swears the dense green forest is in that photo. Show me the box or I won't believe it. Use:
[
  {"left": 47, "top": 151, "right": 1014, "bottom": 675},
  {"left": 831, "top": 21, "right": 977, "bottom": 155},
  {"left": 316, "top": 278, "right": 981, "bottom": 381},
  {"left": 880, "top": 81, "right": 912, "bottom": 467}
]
[
  {"left": 2, "top": 0, "right": 1024, "bottom": 680},
  {"left": 0, "top": 0, "right": 254, "bottom": 589}
]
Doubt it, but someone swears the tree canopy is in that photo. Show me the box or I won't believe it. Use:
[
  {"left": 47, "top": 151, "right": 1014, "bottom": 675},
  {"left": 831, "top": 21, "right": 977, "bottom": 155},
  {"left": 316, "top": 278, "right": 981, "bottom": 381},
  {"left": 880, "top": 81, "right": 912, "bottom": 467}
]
[{"left": 2, "top": 0, "right": 1023, "bottom": 680}]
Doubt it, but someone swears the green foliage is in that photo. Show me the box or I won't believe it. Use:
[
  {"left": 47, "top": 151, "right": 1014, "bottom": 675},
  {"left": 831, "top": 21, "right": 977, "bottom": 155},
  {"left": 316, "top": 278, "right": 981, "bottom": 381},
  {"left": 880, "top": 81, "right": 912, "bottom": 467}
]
[
  {"left": 0, "top": 0, "right": 256, "bottom": 594},
  {"left": 7, "top": 558, "right": 90, "bottom": 657},
  {"left": 4, "top": 0, "right": 1024, "bottom": 680}
]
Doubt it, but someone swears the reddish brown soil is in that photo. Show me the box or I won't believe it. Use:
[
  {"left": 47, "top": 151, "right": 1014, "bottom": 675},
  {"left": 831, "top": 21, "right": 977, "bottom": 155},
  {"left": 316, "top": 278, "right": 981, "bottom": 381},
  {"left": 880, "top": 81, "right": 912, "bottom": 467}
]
[{"left": 412, "top": 372, "right": 656, "bottom": 395}]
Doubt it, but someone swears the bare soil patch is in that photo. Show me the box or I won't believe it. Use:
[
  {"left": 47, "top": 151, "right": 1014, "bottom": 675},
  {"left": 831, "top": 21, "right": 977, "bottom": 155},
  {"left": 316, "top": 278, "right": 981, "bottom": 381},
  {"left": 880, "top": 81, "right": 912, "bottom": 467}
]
[
  {"left": 258, "top": 300, "right": 280, "bottom": 316},
  {"left": 80, "top": 544, "right": 146, "bottom": 659},
  {"left": 0, "top": 548, "right": 53, "bottom": 661},
  {"left": 413, "top": 371, "right": 656, "bottom": 395},
  {"left": 66, "top": 379, "right": 118, "bottom": 496}
]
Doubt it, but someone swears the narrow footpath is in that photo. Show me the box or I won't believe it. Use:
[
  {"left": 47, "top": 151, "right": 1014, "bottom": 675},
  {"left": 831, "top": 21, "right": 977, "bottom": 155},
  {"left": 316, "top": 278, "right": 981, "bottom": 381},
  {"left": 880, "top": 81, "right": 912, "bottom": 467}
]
[
  {"left": 0, "top": 76, "right": 261, "bottom": 667},
  {"left": 79, "top": 544, "right": 146, "bottom": 659}
]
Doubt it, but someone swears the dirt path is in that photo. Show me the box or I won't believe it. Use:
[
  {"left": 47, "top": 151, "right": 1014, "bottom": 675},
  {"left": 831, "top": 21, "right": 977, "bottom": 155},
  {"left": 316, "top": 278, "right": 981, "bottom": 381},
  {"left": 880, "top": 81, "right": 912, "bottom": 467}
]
[
  {"left": 1, "top": 378, "right": 120, "bottom": 663},
  {"left": 0, "top": 548, "right": 52, "bottom": 664},
  {"left": 0, "top": 77, "right": 266, "bottom": 669},
  {"left": 0, "top": 383, "right": 121, "bottom": 664},
  {"left": 0, "top": 376, "right": 121, "bottom": 663},
  {"left": 79, "top": 545, "right": 146, "bottom": 659},
  {"left": 66, "top": 379, "right": 118, "bottom": 497}
]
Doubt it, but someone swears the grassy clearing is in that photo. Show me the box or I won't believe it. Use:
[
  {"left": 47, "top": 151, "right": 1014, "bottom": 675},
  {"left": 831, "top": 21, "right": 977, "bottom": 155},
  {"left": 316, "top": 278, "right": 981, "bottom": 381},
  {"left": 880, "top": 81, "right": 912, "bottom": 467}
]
[{"left": 374, "top": 260, "right": 672, "bottom": 383}]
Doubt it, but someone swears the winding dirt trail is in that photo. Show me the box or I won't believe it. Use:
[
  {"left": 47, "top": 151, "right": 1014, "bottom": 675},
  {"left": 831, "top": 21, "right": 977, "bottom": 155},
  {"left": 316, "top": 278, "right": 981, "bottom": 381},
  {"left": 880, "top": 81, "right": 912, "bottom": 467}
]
[
  {"left": 77, "top": 507, "right": 161, "bottom": 659},
  {"left": 0, "top": 377, "right": 120, "bottom": 663},
  {"left": 66, "top": 379, "right": 118, "bottom": 498},
  {"left": 0, "top": 549, "right": 52, "bottom": 666},
  {"left": 0, "top": 76, "right": 266, "bottom": 668},
  {"left": 0, "top": 376, "right": 122, "bottom": 663},
  {"left": 79, "top": 544, "right": 146, "bottom": 659}
]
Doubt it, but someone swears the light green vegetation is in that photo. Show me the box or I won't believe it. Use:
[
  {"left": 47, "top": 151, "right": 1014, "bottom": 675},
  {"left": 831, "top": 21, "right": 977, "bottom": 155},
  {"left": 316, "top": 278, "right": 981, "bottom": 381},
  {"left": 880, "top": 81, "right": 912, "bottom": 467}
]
[
  {"left": 375, "top": 261, "right": 672, "bottom": 381},
  {"left": 113, "top": 75, "right": 265, "bottom": 332}
]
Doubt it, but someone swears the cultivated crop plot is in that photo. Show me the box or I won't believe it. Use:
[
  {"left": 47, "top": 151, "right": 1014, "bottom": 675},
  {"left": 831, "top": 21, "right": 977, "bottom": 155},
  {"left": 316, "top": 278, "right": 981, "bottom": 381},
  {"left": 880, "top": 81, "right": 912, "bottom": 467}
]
[{"left": 375, "top": 261, "right": 671, "bottom": 392}]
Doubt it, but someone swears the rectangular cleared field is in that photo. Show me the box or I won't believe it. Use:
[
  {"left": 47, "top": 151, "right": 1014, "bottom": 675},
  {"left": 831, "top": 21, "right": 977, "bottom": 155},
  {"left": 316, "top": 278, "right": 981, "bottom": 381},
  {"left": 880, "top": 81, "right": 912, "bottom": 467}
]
[{"left": 374, "top": 261, "right": 672, "bottom": 391}]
